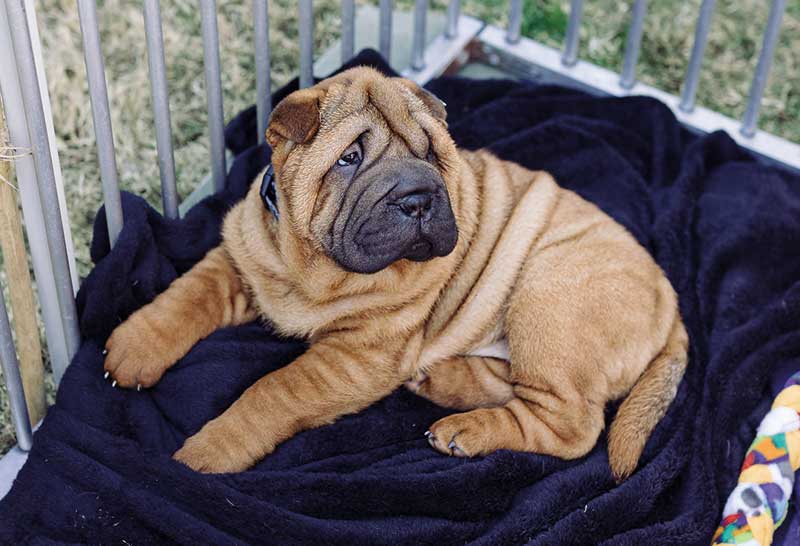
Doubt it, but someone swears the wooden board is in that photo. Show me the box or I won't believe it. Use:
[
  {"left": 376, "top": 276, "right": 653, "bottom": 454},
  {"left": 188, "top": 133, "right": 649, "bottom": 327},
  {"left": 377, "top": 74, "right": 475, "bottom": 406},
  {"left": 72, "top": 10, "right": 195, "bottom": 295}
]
[{"left": 0, "top": 112, "right": 45, "bottom": 425}]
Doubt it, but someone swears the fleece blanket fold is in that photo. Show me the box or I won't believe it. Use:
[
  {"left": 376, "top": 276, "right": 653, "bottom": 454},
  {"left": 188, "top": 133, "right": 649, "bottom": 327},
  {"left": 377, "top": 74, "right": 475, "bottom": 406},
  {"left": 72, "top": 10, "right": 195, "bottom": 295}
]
[{"left": 2, "top": 49, "right": 799, "bottom": 545}]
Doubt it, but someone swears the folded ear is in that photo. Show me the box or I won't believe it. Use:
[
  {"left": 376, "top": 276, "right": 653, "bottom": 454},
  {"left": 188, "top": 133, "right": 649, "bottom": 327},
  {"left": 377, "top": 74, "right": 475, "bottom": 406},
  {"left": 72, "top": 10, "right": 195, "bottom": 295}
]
[
  {"left": 266, "top": 87, "right": 324, "bottom": 148},
  {"left": 393, "top": 78, "right": 447, "bottom": 123}
]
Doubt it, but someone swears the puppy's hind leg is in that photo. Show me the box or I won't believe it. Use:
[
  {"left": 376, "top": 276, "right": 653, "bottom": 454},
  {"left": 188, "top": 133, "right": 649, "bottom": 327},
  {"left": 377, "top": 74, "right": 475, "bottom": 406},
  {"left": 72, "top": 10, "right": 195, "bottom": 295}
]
[
  {"left": 425, "top": 386, "right": 605, "bottom": 458},
  {"left": 413, "top": 357, "right": 597, "bottom": 456},
  {"left": 406, "top": 356, "right": 514, "bottom": 411}
]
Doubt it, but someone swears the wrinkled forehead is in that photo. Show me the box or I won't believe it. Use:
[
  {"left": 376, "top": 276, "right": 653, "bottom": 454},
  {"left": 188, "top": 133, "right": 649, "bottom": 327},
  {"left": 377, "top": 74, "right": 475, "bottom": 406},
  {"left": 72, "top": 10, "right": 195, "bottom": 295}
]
[{"left": 314, "top": 73, "right": 431, "bottom": 158}]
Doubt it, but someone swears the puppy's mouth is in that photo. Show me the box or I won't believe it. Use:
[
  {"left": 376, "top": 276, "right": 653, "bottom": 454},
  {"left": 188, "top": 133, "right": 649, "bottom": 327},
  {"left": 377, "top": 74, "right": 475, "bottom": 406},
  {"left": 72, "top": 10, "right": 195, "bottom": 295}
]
[
  {"left": 332, "top": 186, "right": 458, "bottom": 274},
  {"left": 405, "top": 240, "right": 433, "bottom": 261},
  {"left": 341, "top": 205, "right": 457, "bottom": 273}
]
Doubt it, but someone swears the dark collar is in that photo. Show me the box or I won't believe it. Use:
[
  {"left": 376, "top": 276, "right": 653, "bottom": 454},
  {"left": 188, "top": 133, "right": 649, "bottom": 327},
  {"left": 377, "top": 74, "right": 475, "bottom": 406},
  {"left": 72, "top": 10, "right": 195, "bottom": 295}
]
[{"left": 259, "top": 164, "right": 279, "bottom": 220}]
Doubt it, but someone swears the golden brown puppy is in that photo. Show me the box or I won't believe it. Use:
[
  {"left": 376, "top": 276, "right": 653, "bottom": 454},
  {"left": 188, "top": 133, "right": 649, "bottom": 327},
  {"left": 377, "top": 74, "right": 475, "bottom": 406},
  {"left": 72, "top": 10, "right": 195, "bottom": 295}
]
[{"left": 104, "top": 67, "right": 687, "bottom": 481}]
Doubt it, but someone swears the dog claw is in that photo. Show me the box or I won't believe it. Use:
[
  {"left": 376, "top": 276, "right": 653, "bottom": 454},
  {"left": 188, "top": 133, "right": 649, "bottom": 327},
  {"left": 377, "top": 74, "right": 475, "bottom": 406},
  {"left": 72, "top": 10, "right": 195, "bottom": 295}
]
[
  {"left": 111, "top": 380, "right": 117, "bottom": 388},
  {"left": 137, "top": 384, "right": 141, "bottom": 392},
  {"left": 102, "top": 349, "right": 108, "bottom": 356},
  {"left": 103, "top": 371, "right": 109, "bottom": 380},
  {"left": 448, "top": 439, "right": 466, "bottom": 456},
  {"left": 425, "top": 431, "right": 437, "bottom": 448}
]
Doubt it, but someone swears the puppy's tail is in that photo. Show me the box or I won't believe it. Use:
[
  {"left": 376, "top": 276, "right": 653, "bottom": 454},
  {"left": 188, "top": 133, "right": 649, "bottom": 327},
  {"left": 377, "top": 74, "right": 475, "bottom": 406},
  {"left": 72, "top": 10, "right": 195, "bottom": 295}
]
[{"left": 607, "top": 316, "right": 688, "bottom": 482}]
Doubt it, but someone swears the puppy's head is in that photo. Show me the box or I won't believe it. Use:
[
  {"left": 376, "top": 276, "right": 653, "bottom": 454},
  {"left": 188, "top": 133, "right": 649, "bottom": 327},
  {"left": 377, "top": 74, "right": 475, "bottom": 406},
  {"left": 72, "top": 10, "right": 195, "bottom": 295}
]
[{"left": 265, "top": 67, "right": 459, "bottom": 274}]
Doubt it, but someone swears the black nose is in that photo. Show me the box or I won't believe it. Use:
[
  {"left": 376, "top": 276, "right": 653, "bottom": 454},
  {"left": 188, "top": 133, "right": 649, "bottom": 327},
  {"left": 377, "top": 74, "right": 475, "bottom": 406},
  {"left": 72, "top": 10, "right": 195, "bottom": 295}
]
[
  {"left": 391, "top": 172, "right": 438, "bottom": 220},
  {"left": 397, "top": 192, "right": 433, "bottom": 218}
]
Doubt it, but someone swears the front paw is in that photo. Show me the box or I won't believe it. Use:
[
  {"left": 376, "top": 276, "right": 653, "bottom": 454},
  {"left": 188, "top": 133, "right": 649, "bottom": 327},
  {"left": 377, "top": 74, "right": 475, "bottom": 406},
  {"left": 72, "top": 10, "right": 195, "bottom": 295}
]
[
  {"left": 173, "top": 420, "right": 267, "bottom": 474},
  {"left": 103, "top": 308, "right": 180, "bottom": 389}
]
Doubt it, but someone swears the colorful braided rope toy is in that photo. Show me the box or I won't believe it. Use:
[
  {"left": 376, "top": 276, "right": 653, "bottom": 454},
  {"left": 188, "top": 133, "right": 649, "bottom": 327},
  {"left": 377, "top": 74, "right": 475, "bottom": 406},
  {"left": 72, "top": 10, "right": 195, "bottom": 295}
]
[{"left": 712, "top": 371, "right": 800, "bottom": 545}]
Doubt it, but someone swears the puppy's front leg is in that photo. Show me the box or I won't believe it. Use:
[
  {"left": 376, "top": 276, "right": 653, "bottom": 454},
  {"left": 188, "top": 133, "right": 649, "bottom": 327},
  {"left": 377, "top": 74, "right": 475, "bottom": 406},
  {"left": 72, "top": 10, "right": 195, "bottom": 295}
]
[
  {"left": 104, "top": 247, "right": 256, "bottom": 388},
  {"left": 173, "top": 337, "right": 404, "bottom": 473}
]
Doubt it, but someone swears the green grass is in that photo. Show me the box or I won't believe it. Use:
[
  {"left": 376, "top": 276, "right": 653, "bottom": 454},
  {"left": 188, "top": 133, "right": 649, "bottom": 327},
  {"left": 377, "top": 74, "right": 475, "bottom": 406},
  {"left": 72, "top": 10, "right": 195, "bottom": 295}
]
[{"left": 0, "top": 0, "right": 797, "bottom": 453}]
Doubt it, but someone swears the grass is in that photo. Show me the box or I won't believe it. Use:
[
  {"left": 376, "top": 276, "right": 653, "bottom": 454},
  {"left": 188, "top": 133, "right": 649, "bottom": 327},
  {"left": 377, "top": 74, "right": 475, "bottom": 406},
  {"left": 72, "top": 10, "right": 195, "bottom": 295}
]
[{"left": 0, "top": 0, "right": 797, "bottom": 453}]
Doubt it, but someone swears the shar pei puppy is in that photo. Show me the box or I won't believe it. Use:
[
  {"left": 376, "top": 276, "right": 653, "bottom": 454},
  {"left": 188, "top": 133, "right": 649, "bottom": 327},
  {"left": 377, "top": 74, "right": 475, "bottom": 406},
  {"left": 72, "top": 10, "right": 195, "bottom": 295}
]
[{"left": 103, "top": 67, "right": 688, "bottom": 482}]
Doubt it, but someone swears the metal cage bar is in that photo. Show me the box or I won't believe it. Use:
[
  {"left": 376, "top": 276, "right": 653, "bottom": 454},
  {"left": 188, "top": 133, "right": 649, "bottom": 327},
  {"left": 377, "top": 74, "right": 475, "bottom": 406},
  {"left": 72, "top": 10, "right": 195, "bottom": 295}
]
[
  {"left": 341, "top": 0, "right": 355, "bottom": 64},
  {"left": 411, "top": 0, "right": 428, "bottom": 71},
  {"left": 506, "top": 0, "right": 522, "bottom": 44},
  {"left": 5, "top": 0, "right": 81, "bottom": 382},
  {"left": 25, "top": 3, "right": 79, "bottom": 296},
  {"left": 143, "top": 0, "right": 179, "bottom": 219},
  {"left": 679, "top": 0, "right": 716, "bottom": 113},
  {"left": 299, "top": 0, "right": 314, "bottom": 89},
  {"left": 446, "top": 0, "right": 460, "bottom": 39},
  {"left": 254, "top": 0, "right": 271, "bottom": 144},
  {"left": 562, "top": 0, "right": 583, "bottom": 66},
  {"left": 0, "top": 297, "right": 33, "bottom": 451},
  {"left": 76, "top": 0, "right": 124, "bottom": 244},
  {"left": 620, "top": 0, "right": 647, "bottom": 89},
  {"left": 741, "top": 0, "right": 786, "bottom": 138},
  {"left": 200, "top": 0, "right": 227, "bottom": 192},
  {"left": 379, "top": 0, "right": 393, "bottom": 63}
]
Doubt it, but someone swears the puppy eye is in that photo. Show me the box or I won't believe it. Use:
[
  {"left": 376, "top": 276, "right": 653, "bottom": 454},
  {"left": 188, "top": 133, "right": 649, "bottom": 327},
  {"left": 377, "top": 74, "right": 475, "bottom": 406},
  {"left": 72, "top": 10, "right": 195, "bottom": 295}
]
[{"left": 337, "top": 151, "right": 361, "bottom": 166}]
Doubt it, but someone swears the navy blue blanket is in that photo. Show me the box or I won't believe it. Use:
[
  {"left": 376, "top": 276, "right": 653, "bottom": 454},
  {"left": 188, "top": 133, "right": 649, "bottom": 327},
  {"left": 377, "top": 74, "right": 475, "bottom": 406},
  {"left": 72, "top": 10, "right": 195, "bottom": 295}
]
[{"left": 2, "top": 50, "right": 800, "bottom": 545}]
